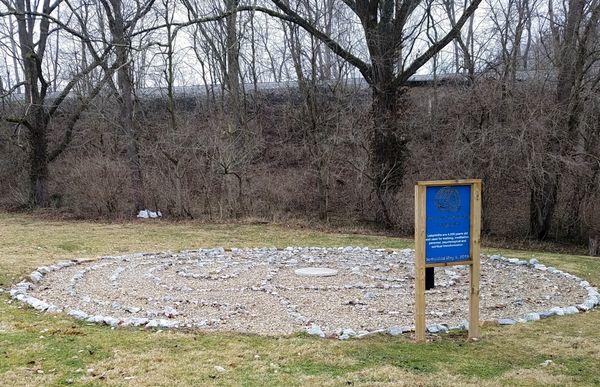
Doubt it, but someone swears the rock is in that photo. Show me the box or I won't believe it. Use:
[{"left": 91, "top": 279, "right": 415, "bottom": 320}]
[
  {"left": 46, "top": 305, "right": 62, "bottom": 313},
  {"left": 529, "top": 258, "right": 539, "bottom": 265},
  {"left": 534, "top": 264, "right": 547, "bottom": 271},
  {"left": 214, "top": 366, "right": 226, "bottom": 373},
  {"left": 68, "top": 310, "right": 88, "bottom": 320},
  {"left": 146, "top": 319, "right": 179, "bottom": 328},
  {"left": 56, "top": 260, "right": 75, "bottom": 268},
  {"left": 30, "top": 271, "right": 43, "bottom": 283},
  {"left": 294, "top": 267, "right": 338, "bottom": 277},
  {"left": 539, "top": 311, "right": 555, "bottom": 319},
  {"left": 126, "top": 307, "right": 142, "bottom": 313},
  {"left": 508, "top": 258, "right": 519, "bottom": 264},
  {"left": 388, "top": 326, "right": 409, "bottom": 336},
  {"left": 307, "top": 325, "right": 325, "bottom": 338},
  {"left": 30, "top": 298, "right": 50, "bottom": 311},
  {"left": 123, "top": 318, "right": 149, "bottom": 327},
  {"left": 355, "top": 330, "right": 370, "bottom": 338},
  {"left": 427, "top": 324, "right": 441, "bottom": 334},
  {"left": 163, "top": 306, "right": 179, "bottom": 318},
  {"left": 540, "top": 360, "right": 553, "bottom": 367},
  {"left": 10, "top": 283, "right": 30, "bottom": 297},
  {"left": 87, "top": 315, "right": 106, "bottom": 323},
  {"left": 103, "top": 317, "right": 120, "bottom": 327},
  {"left": 550, "top": 307, "right": 565, "bottom": 316},
  {"left": 37, "top": 266, "right": 51, "bottom": 274},
  {"left": 524, "top": 312, "right": 540, "bottom": 322},
  {"left": 563, "top": 306, "right": 579, "bottom": 315},
  {"left": 340, "top": 328, "right": 356, "bottom": 337},
  {"left": 449, "top": 320, "right": 468, "bottom": 331},
  {"left": 497, "top": 318, "right": 516, "bottom": 325}
]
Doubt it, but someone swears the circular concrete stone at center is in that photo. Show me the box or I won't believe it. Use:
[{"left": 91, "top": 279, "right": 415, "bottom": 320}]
[{"left": 294, "top": 267, "right": 339, "bottom": 277}]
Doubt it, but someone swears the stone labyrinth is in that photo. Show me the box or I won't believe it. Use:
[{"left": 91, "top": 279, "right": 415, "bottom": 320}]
[{"left": 10, "top": 247, "right": 600, "bottom": 339}]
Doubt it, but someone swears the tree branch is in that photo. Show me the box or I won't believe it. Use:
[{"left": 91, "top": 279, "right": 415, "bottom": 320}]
[
  {"left": 47, "top": 45, "right": 112, "bottom": 117},
  {"left": 48, "top": 63, "right": 116, "bottom": 162},
  {"left": 395, "top": 0, "right": 482, "bottom": 86}
]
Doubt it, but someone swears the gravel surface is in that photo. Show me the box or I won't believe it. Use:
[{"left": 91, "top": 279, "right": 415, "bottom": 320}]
[{"left": 11, "top": 247, "right": 598, "bottom": 338}]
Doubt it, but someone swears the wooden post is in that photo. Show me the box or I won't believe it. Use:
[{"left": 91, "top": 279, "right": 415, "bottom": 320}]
[
  {"left": 414, "top": 185, "right": 426, "bottom": 342},
  {"left": 469, "top": 181, "right": 482, "bottom": 340}
]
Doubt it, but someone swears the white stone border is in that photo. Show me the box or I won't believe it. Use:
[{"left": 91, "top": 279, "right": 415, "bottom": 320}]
[{"left": 7, "top": 248, "right": 599, "bottom": 339}]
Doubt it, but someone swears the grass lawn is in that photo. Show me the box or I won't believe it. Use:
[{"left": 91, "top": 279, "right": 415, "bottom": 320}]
[{"left": 0, "top": 212, "right": 599, "bottom": 386}]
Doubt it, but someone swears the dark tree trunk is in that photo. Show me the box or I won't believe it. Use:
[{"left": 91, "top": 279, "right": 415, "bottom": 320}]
[
  {"left": 528, "top": 0, "right": 586, "bottom": 240},
  {"left": 370, "top": 83, "right": 408, "bottom": 228},
  {"left": 28, "top": 107, "right": 50, "bottom": 207},
  {"left": 109, "top": 0, "right": 145, "bottom": 213},
  {"left": 15, "top": 0, "right": 51, "bottom": 208}
]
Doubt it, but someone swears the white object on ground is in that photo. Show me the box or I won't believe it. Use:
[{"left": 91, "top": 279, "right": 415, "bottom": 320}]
[{"left": 137, "top": 209, "right": 162, "bottom": 219}]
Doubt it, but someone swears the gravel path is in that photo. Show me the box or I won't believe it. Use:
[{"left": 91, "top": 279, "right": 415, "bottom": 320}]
[{"left": 10, "top": 247, "right": 599, "bottom": 338}]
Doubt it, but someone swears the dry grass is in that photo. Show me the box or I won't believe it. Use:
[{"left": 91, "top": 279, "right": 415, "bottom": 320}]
[{"left": 0, "top": 212, "right": 599, "bottom": 386}]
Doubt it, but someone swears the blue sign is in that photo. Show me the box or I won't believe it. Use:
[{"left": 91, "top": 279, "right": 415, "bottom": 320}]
[{"left": 425, "top": 185, "right": 471, "bottom": 264}]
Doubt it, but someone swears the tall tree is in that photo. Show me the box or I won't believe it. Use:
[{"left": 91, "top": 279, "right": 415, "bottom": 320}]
[
  {"left": 530, "top": 0, "right": 600, "bottom": 240},
  {"left": 236, "top": 0, "right": 483, "bottom": 226},
  {"left": 99, "top": 0, "right": 156, "bottom": 213},
  {"left": 0, "top": 0, "right": 112, "bottom": 206}
]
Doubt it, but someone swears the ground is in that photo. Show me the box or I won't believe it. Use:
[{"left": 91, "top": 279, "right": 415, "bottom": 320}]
[{"left": 0, "top": 212, "right": 599, "bottom": 386}]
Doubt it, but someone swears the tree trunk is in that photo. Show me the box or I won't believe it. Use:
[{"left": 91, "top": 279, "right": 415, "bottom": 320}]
[
  {"left": 117, "top": 57, "right": 145, "bottom": 213},
  {"left": 110, "top": 0, "right": 145, "bottom": 213},
  {"left": 225, "top": 0, "right": 241, "bottom": 111},
  {"left": 28, "top": 107, "right": 50, "bottom": 207},
  {"left": 370, "top": 83, "right": 407, "bottom": 228}
]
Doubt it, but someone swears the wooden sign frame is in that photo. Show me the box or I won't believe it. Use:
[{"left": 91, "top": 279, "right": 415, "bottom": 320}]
[{"left": 414, "top": 179, "right": 482, "bottom": 342}]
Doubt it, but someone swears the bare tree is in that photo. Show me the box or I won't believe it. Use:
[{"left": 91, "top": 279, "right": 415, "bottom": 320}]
[
  {"left": 232, "top": 0, "right": 483, "bottom": 226},
  {"left": 0, "top": 0, "right": 113, "bottom": 206},
  {"left": 529, "top": 0, "right": 600, "bottom": 240},
  {"left": 98, "top": 0, "right": 156, "bottom": 212}
]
